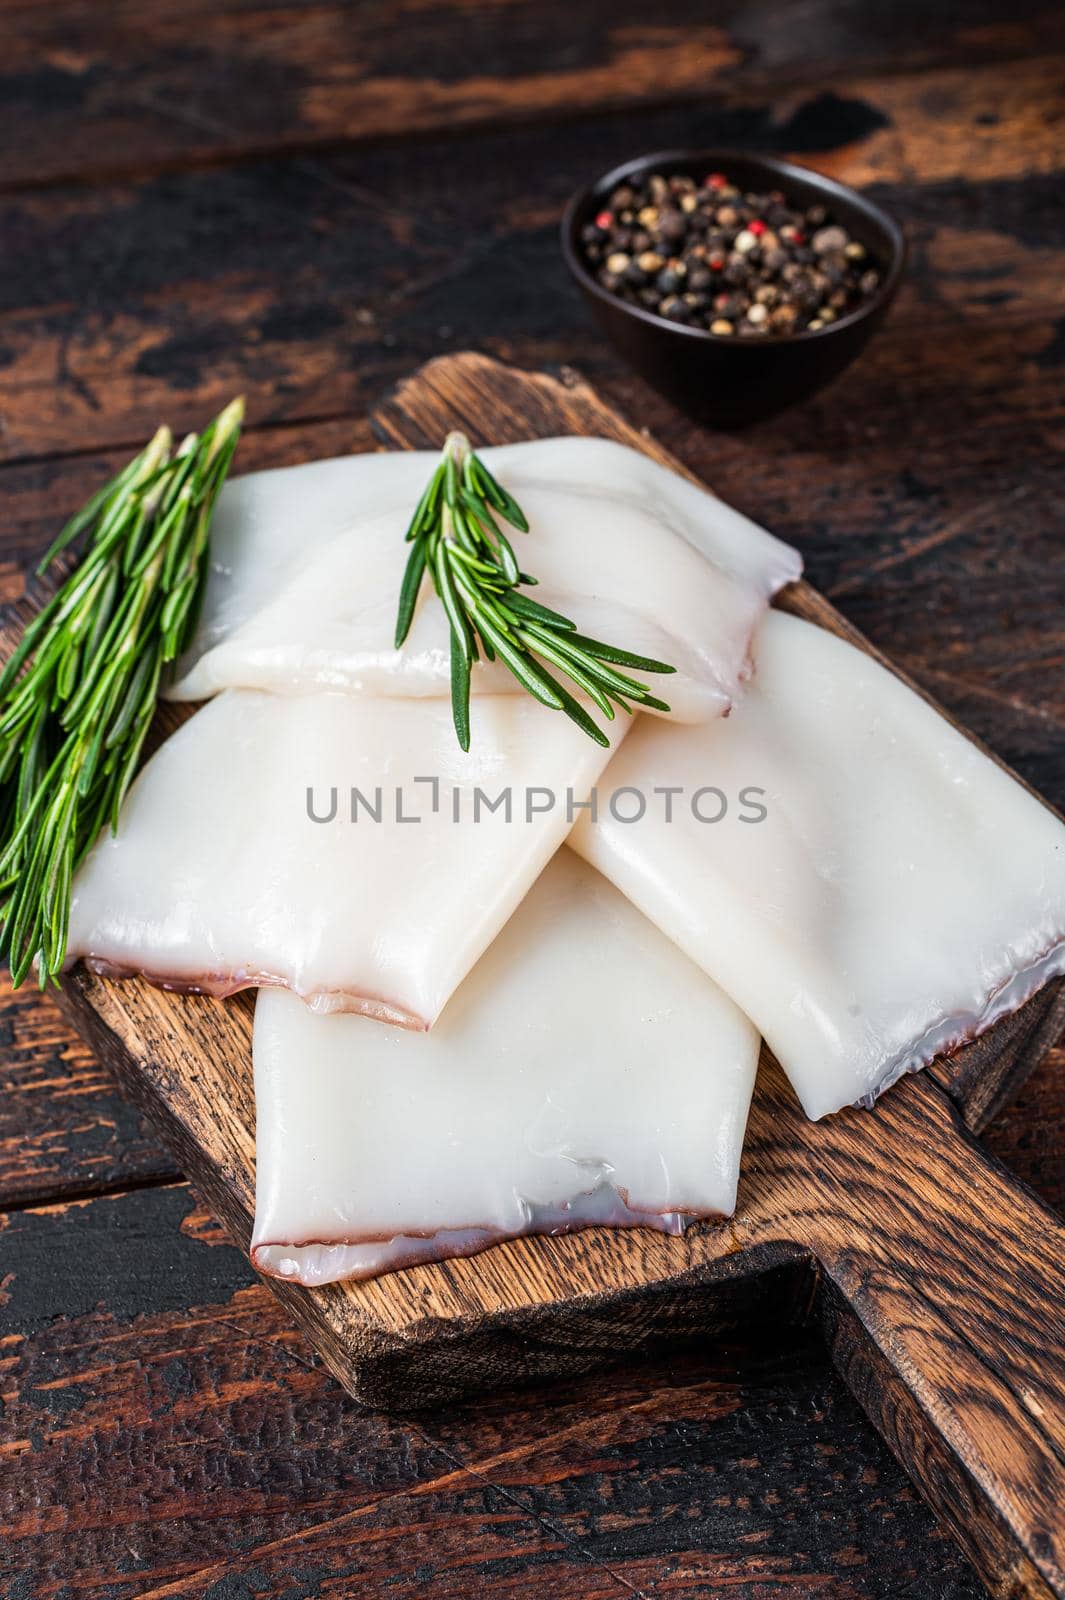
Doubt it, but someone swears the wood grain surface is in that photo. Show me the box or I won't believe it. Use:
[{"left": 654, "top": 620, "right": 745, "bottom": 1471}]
[
  {"left": 3, "top": 0, "right": 1061, "bottom": 189},
  {"left": 1, "top": 5, "right": 1063, "bottom": 1597}
]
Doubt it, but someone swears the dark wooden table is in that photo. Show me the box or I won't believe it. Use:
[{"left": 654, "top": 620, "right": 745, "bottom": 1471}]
[{"left": 1, "top": 4, "right": 1063, "bottom": 1596}]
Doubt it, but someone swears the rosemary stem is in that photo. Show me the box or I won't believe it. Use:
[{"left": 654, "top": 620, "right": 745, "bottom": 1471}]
[{"left": 393, "top": 433, "right": 675, "bottom": 749}]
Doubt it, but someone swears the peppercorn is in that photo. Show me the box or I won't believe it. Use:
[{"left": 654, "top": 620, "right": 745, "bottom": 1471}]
[
  {"left": 658, "top": 210, "right": 687, "bottom": 245},
  {"left": 812, "top": 224, "right": 848, "bottom": 255},
  {"left": 709, "top": 318, "right": 735, "bottom": 335}
]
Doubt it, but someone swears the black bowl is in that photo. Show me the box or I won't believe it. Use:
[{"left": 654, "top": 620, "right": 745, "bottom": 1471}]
[{"left": 562, "top": 149, "right": 906, "bottom": 428}]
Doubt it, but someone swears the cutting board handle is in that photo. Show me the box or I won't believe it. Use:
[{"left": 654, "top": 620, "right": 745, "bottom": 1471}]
[{"left": 806, "top": 1078, "right": 1065, "bottom": 1598}]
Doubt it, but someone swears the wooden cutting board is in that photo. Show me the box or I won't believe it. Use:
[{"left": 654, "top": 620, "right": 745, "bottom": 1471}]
[{"left": 7, "top": 354, "right": 1062, "bottom": 1598}]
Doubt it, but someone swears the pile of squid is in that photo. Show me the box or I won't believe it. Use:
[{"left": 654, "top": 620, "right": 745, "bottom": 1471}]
[{"left": 66, "top": 439, "right": 1065, "bottom": 1285}]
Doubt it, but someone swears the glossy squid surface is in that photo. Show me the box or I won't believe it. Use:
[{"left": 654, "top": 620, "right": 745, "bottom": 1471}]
[
  {"left": 251, "top": 851, "right": 760, "bottom": 1285},
  {"left": 67, "top": 688, "right": 619, "bottom": 1025},
  {"left": 571, "top": 610, "right": 1065, "bottom": 1119}
]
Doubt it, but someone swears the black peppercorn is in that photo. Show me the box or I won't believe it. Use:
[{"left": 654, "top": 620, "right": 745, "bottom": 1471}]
[{"left": 658, "top": 210, "right": 687, "bottom": 245}]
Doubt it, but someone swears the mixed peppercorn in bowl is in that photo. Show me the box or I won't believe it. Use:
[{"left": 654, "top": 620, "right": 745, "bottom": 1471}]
[{"left": 562, "top": 149, "right": 906, "bottom": 426}]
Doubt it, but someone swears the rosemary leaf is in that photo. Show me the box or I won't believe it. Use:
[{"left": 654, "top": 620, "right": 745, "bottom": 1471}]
[
  {"left": 450, "top": 630, "right": 472, "bottom": 753},
  {"left": 557, "top": 631, "right": 677, "bottom": 674},
  {"left": 502, "top": 591, "right": 577, "bottom": 631},
  {"left": 394, "top": 538, "right": 427, "bottom": 648}
]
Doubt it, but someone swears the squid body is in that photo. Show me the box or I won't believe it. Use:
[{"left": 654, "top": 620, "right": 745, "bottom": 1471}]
[
  {"left": 67, "top": 689, "right": 619, "bottom": 1025},
  {"left": 571, "top": 609, "right": 1065, "bottom": 1118},
  {"left": 251, "top": 851, "right": 759, "bottom": 1285}
]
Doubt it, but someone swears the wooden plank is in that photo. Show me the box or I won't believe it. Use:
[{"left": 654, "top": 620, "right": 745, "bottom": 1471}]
[
  {"left": 0, "top": 57, "right": 1062, "bottom": 463},
  {"left": 0, "top": 1187, "right": 983, "bottom": 1600},
  {"left": 28, "top": 352, "right": 1065, "bottom": 1598},
  {"left": 981, "top": 1044, "right": 1065, "bottom": 1189},
  {"left": 0, "top": 972, "right": 177, "bottom": 1206},
  {"left": 1, "top": 0, "right": 1062, "bottom": 190}
]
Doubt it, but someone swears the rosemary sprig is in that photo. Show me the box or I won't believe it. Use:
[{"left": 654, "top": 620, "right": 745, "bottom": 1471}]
[
  {"left": 0, "top": 397, "right": 244, "bottom": 988},
  {"left": 395, "top": 432, "right": 675, "bottom": 750}
]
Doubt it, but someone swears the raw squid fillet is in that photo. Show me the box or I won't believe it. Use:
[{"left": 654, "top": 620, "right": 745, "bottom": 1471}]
[
  {"left": 167, "top": 436, "right": 801, "bottom": 722},
  {"left": 67, "top": 689, "right": 620, "bottom": 1025},
  {"left": 570, "top": 609, "right": 1065, "bottom": 1120},
  {"left": 251, "top": 851, "right": 759, "bottom": 1286}
]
